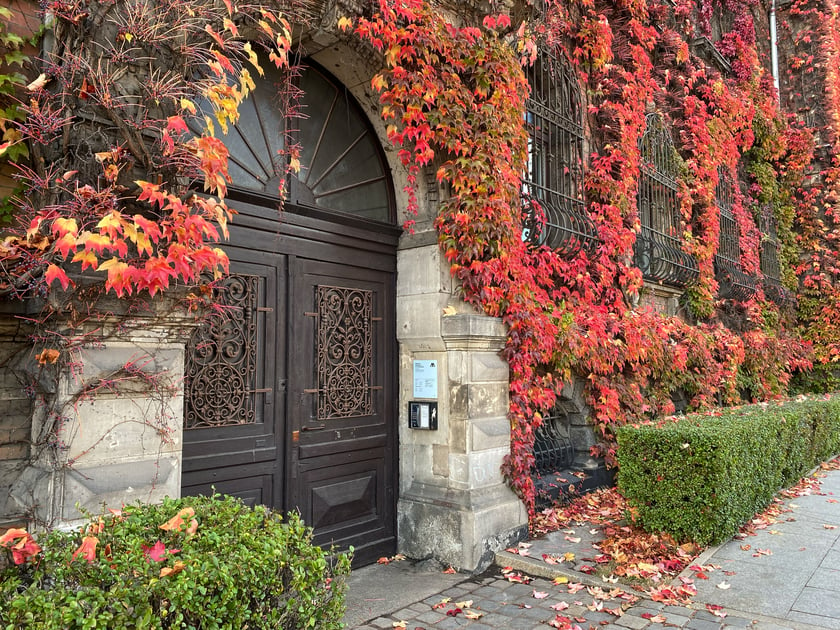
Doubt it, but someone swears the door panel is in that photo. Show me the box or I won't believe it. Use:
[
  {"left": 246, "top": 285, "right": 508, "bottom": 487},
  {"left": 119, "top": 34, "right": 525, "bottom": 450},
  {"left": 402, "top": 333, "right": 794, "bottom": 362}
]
[
  {"left": 289, "top": 258, "right": 396, "bottom": 565},
  {"left": 182, "top": 253, "right": 287, "bottom": 510}
]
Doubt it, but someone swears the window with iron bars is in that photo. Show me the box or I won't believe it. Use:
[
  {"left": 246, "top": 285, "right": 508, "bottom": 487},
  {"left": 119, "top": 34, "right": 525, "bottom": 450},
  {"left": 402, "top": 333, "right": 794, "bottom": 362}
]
[
  {"left": 759, "top": 206, "right": 792, "bottom": 306},
  {"left": 714, "top": 169, "right": 756, "bottom": 301},
  {"left": 520, "top": 48, "right": 598, "bottom": 256},
  {"left": 634, "top": 113, "right": 699, "bottom": 287}
]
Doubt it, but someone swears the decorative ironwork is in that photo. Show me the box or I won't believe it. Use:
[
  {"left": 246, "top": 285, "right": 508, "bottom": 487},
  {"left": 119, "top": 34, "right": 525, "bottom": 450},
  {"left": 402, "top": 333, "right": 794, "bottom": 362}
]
[
  {"left": 759, "top": 206, "right": 794, "bottom": 307},
  {"left": 532, "top": 407, "right": 575, "bottom": 475},
  {"left": 521, "top": 49, "right": 597, "bottom": 256},
  {"left": 634, "top": 113, "right": 699, "bottom": 287},
  {"left": 185, "top": 275, "right": 259, "bottom": 429},
  {"left": 316, "top": 285, "right": 373, "bottom": 419},
  {"left": 714, "top": 169, "right": 756, "bottom": 301}
]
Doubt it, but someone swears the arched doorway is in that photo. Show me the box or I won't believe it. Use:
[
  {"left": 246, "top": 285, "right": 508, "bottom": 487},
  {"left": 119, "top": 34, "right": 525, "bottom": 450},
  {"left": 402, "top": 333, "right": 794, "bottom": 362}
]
[{"left": 181, "top": 62, "right": 398, "bottom": 565}]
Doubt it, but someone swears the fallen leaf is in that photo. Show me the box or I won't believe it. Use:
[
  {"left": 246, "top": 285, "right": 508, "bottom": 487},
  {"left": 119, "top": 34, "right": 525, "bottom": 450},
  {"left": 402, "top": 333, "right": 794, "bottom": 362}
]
[
  {"left": 464, "top": 610, "right": 483, "bottom": 620},
  {"left": 824, "top": 524, "right": 838, "bottom": 530},
  {"left": 392, "top": 622, "right": 406, "bottom": 628},
  {"left": 159, "top": 561, "right": 186, "bottom": 577},
  {"left": 706, "top": 604, "right": 727, "bottom": 618},
  {"left": 717, "top": 581, "right": 731, "bottom": 589},
  {"left": 769, "top": 530, "right": 782, "bottom": 535},
  {"left": 752, "top": 548, "right": 772, "bottom": 557},
  {"left": 565, "top": 535, "right": 581, "bottom": 543},
  {"left": 533, "top": 590, "right": 549, "bottom": 599},
  {"left": 551, "top": 602, "right": 570, "bottom": 611},
  {"left": 642, "top": 613, "right": 667, "bottom": 622},
  {"left": 443, "top": 566, "right": 457, "bottom": 574},
  {"left": 445, "top": 608, "right": 462, "bottom": 617},
  {"left": 602, "top": 574, "right": 619, "bottom": 583},
  {"left": 740, "top": 544, "right": 752, "bottom": 551},
  {"left": 432, "top": 598, "right": 450, "bottom": 610},
  {"left": 454, "top": 600, "right": 472, "bottom": 608},
  {"left": 553, "top": 576, "right": 569, "bottom": 585},
  {"left": 567, "top": 583, "right": 586, "bottom": 593},
  {"left": 563, "top": 552, "right": 576, "bottom": 562}
]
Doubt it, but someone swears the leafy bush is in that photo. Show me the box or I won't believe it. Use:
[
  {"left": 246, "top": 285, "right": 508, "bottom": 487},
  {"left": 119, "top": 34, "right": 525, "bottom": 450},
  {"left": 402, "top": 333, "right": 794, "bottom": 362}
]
[
  {"left": 0, "top": 494, "right": 351, "bottom": 629},
  {"left": 616, "top": 395, "right": 840, "bottom": 545}
]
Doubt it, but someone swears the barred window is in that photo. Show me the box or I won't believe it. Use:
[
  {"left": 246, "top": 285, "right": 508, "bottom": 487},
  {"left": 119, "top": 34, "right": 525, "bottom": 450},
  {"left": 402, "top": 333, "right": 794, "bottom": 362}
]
[
  {"left": 714, "top": 169, "right": 755, "bottom": 300},
  {"left": 633, "top": 113, "right": 698, "bottom": 287},
  {"left": 521, "top": 49, "right": 597, "bottom": 256},
  {"left": 759, "top": 206, "right": 791, "bottom": 306}
]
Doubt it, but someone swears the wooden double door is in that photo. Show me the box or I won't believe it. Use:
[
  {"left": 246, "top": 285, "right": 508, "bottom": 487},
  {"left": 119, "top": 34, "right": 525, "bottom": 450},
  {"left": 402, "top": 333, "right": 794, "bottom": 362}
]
[{"left": 181, "top": 204, "right": 398, "bottom": 566}]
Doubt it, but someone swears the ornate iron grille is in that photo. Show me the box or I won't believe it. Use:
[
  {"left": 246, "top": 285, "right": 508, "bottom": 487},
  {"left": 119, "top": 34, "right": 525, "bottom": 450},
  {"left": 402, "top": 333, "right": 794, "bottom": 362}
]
[
  {"left": 714, "top": 169, "right": 756, "bottom": 300},
  {"left": 185, "top": 274, "right": 259, "bottom": 429},
  {"left": 315, "top": 285, "right": 374, "bottom": 420},
  {"left": 532, "top": 408, "right": 575, "bottom": 474},
  {"left": 759, "top": 206, "right": 793, "bottom": 306},
  {"left": 634, "top": 113, "right": 699, "bottom": 287},
  {"left": 521, "top": 49, "right": 597, "bottom": 256}
]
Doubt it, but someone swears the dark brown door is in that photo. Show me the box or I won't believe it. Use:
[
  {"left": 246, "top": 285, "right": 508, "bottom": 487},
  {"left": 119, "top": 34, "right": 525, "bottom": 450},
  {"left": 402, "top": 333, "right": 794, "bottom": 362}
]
[
  {"left": 181, "top": 250, "right": 287, "bottom": 509},
  {"left": 288, "top": 257, "right": 396, "bottom": 566}
]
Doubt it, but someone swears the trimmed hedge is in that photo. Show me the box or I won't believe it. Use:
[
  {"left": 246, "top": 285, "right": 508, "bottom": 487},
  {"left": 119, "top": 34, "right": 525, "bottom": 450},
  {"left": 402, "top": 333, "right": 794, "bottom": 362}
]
[
  {"left": 616, "top": 395, "right": 840, "bottom": 546},
  {"left": 0, "top": 494, "right": 351, "bottom": 629}
]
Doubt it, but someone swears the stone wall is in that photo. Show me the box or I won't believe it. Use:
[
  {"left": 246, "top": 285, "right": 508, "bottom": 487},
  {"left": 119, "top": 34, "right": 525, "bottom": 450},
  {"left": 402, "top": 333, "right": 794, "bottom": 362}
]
[{"left": 1, "top": 299, "right": 195, "bottom": 529}]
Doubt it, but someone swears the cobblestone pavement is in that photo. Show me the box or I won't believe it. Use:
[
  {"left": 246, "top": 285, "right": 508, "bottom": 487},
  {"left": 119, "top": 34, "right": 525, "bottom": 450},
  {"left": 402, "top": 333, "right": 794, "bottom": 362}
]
[
  {"left": 349, "top": 567, "right": 803, "bottom": 630},
  {"left": 346, "top": 466, "right": 840, "bottom": 630}
]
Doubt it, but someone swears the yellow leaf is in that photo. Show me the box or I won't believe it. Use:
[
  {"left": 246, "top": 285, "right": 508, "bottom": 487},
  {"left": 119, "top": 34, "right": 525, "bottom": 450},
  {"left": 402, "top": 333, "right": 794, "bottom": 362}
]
[
  {"left": 337, "top": 16, "right": 353, "bottom": 31},
  {"left": 563, "top": 552, "right": 576, "bottom": 562},
  {"left": 553, "top": 576, "right": 569, "bottom": 585},
  {"left": 180, "top": 98, "right": 197, "bottom": 114},
  {"left": 26, "top": 73, "right": 49, "bottom": 92}
]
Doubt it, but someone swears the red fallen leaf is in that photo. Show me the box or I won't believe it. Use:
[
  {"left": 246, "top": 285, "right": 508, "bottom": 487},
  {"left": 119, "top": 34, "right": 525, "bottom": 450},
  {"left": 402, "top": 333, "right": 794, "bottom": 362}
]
[
  {"left": 551, "top": 602, "right": 570, "bottom": 611},
  {"left": 706, "top": 604, "right": 727, "bottom": 618},
  {"left": 695, "top": 572, "right": 709, "bottom": 579},
  {"left": 752, "top": 548, "right": 772, "bottom": 557},
  {"left": 142, "top": 540, "right": 179, "bottom": 562},
  {"left": 594, "top": 554, "right": 611, "bottom": 563},
  {"left": 72, "top": 536, "right": 98, "bottom": 563},
  {"left": 505, "top": 547, "right": 519, "bottom": 554},
  {"left": 432, "top": 598, "right": 450, "bottom": 609},
  {"left": 443, "top": 566, "right": 457, "bottom": 574},
  {"left": 740, "top": 544, "right": 752, "bottom": 551},
  {"left": 580, "top": 565, "right": 595, "bottom": 574},
  {"left": 824, "top": 524, "right": 838, "bottom": 529},
  {"left": 567, "top": 583, "right": 586, "bottom": 593},
  {"left": 543, "top": 554, "right": 560, "bottom": 565},
  {"left": 641, "top": 613, "right": 667, "bottom": 623},
  {"left": 533, "top": 590, "right": 549, "bottom": 599},
  {"left": 445, "top": 608, "right": 461, "bottom": 617},
  {"left": 0, "top": 529, "right": 42, "bottom": 565},
  {"left": 723, "top": 570, "right": 737, "bottom": 576}
]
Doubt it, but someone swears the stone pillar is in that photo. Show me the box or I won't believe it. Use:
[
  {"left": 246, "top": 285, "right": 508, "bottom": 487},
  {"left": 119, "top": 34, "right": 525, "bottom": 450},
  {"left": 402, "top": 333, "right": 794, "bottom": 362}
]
[
  {"left": 396, "top": 238, "right": 528, "bottom": 571},
  {"left": 5, "top": 301, "right": 195, "bottom": 528}
]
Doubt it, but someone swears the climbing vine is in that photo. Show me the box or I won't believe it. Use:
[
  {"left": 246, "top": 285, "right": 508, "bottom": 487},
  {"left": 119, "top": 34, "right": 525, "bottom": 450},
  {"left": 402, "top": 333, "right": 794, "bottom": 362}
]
[{"left": 349, "top": 0, "right": 821, "bottom": 516}]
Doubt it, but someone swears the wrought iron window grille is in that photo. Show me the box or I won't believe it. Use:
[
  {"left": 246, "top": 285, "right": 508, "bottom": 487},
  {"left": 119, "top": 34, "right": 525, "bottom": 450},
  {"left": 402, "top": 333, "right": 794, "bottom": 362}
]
[
  {"left": 633, "top": 113, "right": 699, "bottom": 287},
  {"left": 714, "top": 169, "right": 756, "bottom": 301},
  {"left": 532, "top": 407, "right": 575, "bottom": 475},
  {"left": 759, "top": 206, "right": 794, "bottom": 307},
  {"left": 185, "top": 274, "right": 261, "bottom": 429},
  {"left": 520, "top": 48, "right": 598, "bottom": 256}
]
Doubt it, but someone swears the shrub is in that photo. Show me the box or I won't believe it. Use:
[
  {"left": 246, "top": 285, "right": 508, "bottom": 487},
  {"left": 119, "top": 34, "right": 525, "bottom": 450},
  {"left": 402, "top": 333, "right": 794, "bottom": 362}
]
[
  {"left": 0, "top": 494, "right": 351, "bottom": 629},
  {"left": 616, "top": 395, "right": 840, "bottom": 546}
]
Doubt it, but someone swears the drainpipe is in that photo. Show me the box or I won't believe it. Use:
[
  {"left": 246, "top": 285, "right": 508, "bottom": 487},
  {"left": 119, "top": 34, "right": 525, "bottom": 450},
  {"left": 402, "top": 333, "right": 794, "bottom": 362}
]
[{"left": 770, "top": 0, "right": 781, "bottom": 103}]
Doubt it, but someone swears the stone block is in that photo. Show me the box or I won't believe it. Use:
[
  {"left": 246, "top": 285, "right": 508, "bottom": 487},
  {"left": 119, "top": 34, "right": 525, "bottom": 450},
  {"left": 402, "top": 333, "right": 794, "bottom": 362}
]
[
  {"left": 396, "top": 245, "right": 449, "bottom": 296},
  {"left": 60, "top": 396, "right": 183, "bottom": 466},
  {"left": 396, "top": 294, "right": 447, "bottom": 348},
  {"left": 398, "top": 482, "right": 527, "bottom": 572},
  {"left": 470, "top": 352, "right": 509, "bottom": 383},
  {"left": 470, "top": 416, "right": 511, "bottom": 452},
  {"left": 60, "top": 455, "right": 180, "bottom": 520},
  {"left": 433, "top": 443, "right": 449, "bottom": 477}
]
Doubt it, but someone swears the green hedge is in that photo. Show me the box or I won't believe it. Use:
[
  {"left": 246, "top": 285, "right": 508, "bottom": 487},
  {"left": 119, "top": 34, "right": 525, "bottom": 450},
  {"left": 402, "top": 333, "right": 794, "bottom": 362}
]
[
  {"left": 616, "top": 395, "right": 840, "bottom": 546},
  {"left": 0, "top": 494, "right": 351, "bottom": 629}
]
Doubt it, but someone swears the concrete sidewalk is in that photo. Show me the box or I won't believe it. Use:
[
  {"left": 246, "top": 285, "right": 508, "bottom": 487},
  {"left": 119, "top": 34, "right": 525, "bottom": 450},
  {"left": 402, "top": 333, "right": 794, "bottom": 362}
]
[{"left": 342, "top": 466, "right": 840, "bottom": 629}]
